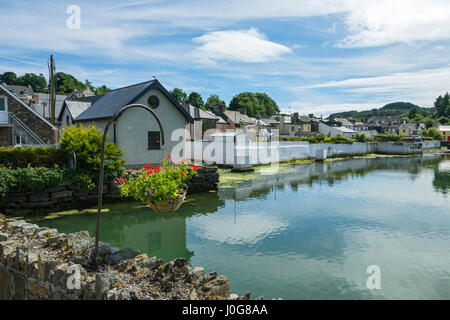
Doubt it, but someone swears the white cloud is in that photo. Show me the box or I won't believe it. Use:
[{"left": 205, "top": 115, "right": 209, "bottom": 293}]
[
  {"left": 337, "top": 0, "right": 450, "bottom": 48},
  {"left": 192, "top": 28, "right": 292, "bottom": 64}
]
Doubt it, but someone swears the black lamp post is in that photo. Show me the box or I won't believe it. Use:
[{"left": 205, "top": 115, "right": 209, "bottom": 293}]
[{"left": 92, "top": 104, "right": 165, "bottom": 268}]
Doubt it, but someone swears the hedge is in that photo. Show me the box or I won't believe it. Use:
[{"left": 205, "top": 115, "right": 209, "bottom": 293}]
[{"left": 0, "top": 147, "right": 71, "bottom": 168}]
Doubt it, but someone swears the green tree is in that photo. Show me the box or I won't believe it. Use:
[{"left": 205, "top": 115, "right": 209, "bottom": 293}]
[
  {"left": 84, "top": 80, "right": 95, "bottom": 92},
  {"left": 187, "top": 92, "right": 204, "bottom": 109},
  {"left": 421, "top": 127, "right": 443, "bottom": 140},
  {"left": 407, "top": 106, "right": 420, "bottom": 119},
  {"left": 229, "top": 92, "right": 279, "bottom": 117},
  {"left": 169, "top": 88, "right": 187, "bottom": 103},
  {"left": 17, "top": 73, "right": 47, "bottom": 92},
  {"left": 95, "top": 85, "right": 111, "bottom": 95},
  {"left": 0, "top": 72, "right": 18, "bottom": 84},
  {"left": 54, "top": 72, "right": 86, "bottom": 94},
  {"left": 434, "top": 93, "right": 450, "bottom": 118},
  {"left": 204, "top": 94, "right": 225, "bottom": 111}
]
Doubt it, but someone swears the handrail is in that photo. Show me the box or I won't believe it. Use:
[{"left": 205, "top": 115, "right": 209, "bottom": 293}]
[{"left": 9, "top": 112, "right": 46, "bottom": 145}]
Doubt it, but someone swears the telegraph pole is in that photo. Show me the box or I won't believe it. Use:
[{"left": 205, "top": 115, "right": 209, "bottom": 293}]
[{"left": 49, "top": 55, "right": 56, "bottom": 125}]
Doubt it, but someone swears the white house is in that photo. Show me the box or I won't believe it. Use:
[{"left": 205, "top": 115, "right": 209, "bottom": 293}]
[
  {"left": 319, "top": 121, "right": 356, "bottom": 139},
  {"left": 74, "top": 79, "right": 194, "bottom": 167}
]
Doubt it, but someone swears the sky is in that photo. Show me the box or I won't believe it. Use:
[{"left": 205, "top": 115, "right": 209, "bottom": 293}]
[{"left": 1, "top": 0, "right": 450, "bottom": 116}]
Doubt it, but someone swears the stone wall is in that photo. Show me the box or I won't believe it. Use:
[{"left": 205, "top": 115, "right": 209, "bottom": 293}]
[
  {"left": 185, "top": 165, "right": 220, "bottom": 193},
  {"left": 0, "top": 217, "right": 246, "bottom": 300},
  {"left": 1, "top": 181, "right": 121, "bottom": 214},
  {"left": 0, "top": 86, "right": 56, "bottom": 146},
  {"left": 0, "top": 127, "right": 12, "bottom": 147}
]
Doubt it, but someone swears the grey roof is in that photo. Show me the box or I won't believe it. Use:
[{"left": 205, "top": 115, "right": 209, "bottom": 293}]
[
  {"left": 181, "top": 103, "right": 219, "bottom": 120},
  {"left": 74, "top": 79, "right": 193, "bottom": 123},
  {"left": 224, "top": 110, "right": 254, "bottom": 124},
  {"left": 34, "top": 93, "right": 68, "bottom": 118},
  {"left": 63, "top": 101, "right": 92, "bottom": 120}
]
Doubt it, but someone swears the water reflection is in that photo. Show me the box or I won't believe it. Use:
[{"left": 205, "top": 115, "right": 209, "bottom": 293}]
[{"left": 35, "top": 154, "right": 450, "bottom": 299}]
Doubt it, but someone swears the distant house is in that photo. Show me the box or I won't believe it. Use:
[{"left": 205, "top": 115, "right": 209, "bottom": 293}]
[
  {"left": 319, "top": 121, "right": 356, "bottom": 139},
  {"left": 73, "top": 79, "right": 194, "bottom": 167},
  {"left": 383, "top": 125, "right": 400, "bottom": 135},
  {"left": 33, "top": 93, "right": 68, "bottom": 120},
  {"left": 1, "top": 83, "right": 34, "bottom": 104},
  {"left": 181, "top": 102, "right": 220, "bottom": 141},
  {"left": 224, "top": 109, "right": 254, "bottom": 127},
  {"left": 438, "top": 125, "right": 450, "bottom": 141},
  {"left": 399, "top": 123, "right": 425, "bottom": 136},
  {"left": 0, "top": 83, "right": 57, "bottom": 147}
]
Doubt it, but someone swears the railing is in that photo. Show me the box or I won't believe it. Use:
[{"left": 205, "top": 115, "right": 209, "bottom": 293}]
[{"left": 9, "top": 112, "right": 47, "bottom": 146}]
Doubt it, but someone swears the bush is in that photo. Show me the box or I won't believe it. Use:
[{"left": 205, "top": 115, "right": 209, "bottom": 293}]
[
  {"left": 0, "top": 147, "right": 70, "bottom": 168},
  {"left": 374, "top": 134, "right": 403, "bottom": 142},
  {"left": 59, "top": 124, "right": 125, "bottom": 172},
  {"left": 0, "top": 165, "right": 100, "bottom": 204},
  {"left": 323, "top": 135, "right": 353, "bottom": 144},
  {"left": 421, "top": 127, "right": 443, "bottom": 141},
  {"left": 0, "top": 166, "right": 66, "bottom": 204},
  {"left": 354, "top": 132, "right": 373, "bottom": 142}
]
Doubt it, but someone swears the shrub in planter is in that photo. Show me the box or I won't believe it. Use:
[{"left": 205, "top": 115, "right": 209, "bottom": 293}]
[{"left": 115, "top": 157, "right": 198, "bottom": 212}]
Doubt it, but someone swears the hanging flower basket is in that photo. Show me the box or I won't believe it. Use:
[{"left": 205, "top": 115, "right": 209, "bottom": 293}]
[
  {"left": 147, "top": 184, "right": 188, "bottom": 212},
  {"left": 115, "top": 156, "right": 198, "bottom": 212}
]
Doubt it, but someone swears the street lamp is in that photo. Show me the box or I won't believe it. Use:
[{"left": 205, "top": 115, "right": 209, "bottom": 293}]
[{"left": 92, "top": 103, "right": 165, "bottom": 268}]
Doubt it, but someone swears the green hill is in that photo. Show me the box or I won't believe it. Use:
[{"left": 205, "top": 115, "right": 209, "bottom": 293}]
[{"left": 330, "top": 102, "right": 435, "bottom": 121}]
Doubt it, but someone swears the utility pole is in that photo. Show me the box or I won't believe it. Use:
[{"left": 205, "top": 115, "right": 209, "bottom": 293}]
[{"left": 49, "top": 55, "right": 56, "bottom": 125}]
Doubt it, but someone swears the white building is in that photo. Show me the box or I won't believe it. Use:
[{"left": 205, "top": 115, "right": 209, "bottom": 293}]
[
  {"left": 74, "top": 79, "right": 194, "bottom": 167},
  {"left": 319, "top": 121, "right": 356, "bottom": 139}
]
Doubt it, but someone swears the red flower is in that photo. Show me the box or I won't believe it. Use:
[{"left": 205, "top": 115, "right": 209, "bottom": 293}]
[
  {"left": 192, "top": 165, "right": 198, "bottom": 171},
  {"left": 180, "top": 171, "right": 185, "bottom": 176},
  {"left": 168, "top": 155, "right": 171, "bottom": 160}
]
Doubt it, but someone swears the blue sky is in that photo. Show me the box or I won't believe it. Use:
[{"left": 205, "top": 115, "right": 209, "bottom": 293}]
[{"left": 1, "top": 0, "right": 450, "bottom": 116}]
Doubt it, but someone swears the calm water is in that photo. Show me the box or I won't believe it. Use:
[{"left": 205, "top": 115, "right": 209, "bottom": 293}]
[{"left": 35, "top": 154, "right": 450, "bottom": 299}]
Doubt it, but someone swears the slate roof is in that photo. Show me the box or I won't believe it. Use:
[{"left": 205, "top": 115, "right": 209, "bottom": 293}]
[
  {"left": 74, "top": 79, "right": 193, "bottom": 123},
  {"left": 58, "top": 100, "right": 92, "bottom": 122},
  {"left": 224, "top": 110, "right": 254, "bottom": 124},
  {"left": 181, "top": 103, "right": 219, "bottom": 120}
]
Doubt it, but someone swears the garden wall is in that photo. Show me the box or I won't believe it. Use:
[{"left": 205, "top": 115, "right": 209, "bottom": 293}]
[{"left": 0, "top": 218, "right": 242, "bottom": 300}]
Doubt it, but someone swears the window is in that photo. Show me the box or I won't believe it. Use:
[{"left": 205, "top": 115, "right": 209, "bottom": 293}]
[
  {"left": 66, "top": 115, "right": 70, "bottom": 125},
  {"left": 148, "top": 95, "right": 160, "bottom": 109},
  {"left": 0, "top": 96, "right": 6, "bottom": 111},
  {"left": 148, "top": 131, "right": 161, "bottom": 150}
]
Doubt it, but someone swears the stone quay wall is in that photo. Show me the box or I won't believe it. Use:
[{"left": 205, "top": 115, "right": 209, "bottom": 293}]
[
  {"left": 0, "top": 217, "right": 246, "bottom": 300},
  {"left": 0, "top": 166, "right": 219, "bottom": 213}
]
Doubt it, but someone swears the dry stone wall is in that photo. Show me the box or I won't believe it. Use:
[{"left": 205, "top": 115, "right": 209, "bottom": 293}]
[{"left": 0, "top": 217, "right": 246, "bottom": 300}]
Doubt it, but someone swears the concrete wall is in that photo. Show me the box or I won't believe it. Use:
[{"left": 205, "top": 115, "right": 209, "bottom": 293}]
[
  {"left": 375, "top": 142, "right": 422, "bottom": 155},
  {"left": 185, "top": 139, "right": 429, "bottom": 166},
  {"left": 422, "top": 140, "right": 441, "bottom": 149}
]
